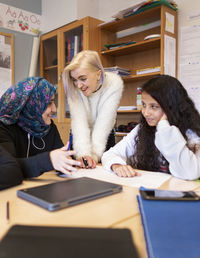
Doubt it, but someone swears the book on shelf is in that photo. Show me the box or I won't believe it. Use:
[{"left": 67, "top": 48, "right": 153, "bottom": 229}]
[
  {"left": 66, "top": 34, "right": 83, "bottom": 63},
  {"left": 70, "top": 36, "right": 75, "bottom": 62},
  {"left": 104, "top": 41, "right": 136, "bottom": 50},
  {"left": 74, "top": 35, "right": 79, "bottom": 56},
  {"left": 136, "top": 66, "right": 160, "bottom": 75}
]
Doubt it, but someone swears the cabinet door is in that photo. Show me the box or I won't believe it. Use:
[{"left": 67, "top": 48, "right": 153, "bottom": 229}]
[{"left": 40, "top": 32, "right": 59, "bottom": 119}]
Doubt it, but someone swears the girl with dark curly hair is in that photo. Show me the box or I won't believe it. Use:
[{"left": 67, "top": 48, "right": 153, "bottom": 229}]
[{"left": 102, "top": 75, "right": 200, "bottom": 180}]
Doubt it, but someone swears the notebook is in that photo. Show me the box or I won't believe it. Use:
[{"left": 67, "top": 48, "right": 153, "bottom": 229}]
[
  {"left": 0, "top": 225, "right": 139, "bottom": 258},
  {"left": 17, "top": 177, "right": 122, "bottom": 211},
  {"left": 137, "top": 194, "right": 200, "bottom": 258}
]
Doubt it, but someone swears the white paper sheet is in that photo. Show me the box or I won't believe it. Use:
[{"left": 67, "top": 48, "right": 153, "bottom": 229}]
[
  {"left": 179, "top": 25, "right": 200, "bottom": 113},
  {"left": 61, "top": 166, "right": 171, "bottom": 189},
  {"left": 165, "top": 12, "right": 175, "bottom": 34},
  {"left": 164, "top": 35, "right": 176, "bottom": 77}
]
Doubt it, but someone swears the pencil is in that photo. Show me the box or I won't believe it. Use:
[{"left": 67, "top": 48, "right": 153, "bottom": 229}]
[
  {"left": 67, "top": 134, "right": 73, "bottom": 151},
  {"left": 6, "top": 201, "right": 10, "bottom": 222}
]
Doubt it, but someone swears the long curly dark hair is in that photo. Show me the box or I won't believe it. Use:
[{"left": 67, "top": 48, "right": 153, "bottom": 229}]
[{"left": 133, "top": 75, "right": 200, "bottom": 171}]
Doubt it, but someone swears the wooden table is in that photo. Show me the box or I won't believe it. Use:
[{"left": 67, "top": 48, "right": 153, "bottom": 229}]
[{"left": 0, "top": 170, "right": 199, "bottom": 258}]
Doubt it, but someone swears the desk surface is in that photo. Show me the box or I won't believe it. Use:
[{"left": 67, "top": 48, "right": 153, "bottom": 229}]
[{"left": 0, "top": 170, "right": 200, "bottom": 258}]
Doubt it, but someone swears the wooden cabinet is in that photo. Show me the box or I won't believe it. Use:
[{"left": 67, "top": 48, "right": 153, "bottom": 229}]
[
  {"left": 40, "top": 16, "right": 102, "bottom": 144},
  {"left": 99, "top": 4, "right": 178, "bottom": 139}
]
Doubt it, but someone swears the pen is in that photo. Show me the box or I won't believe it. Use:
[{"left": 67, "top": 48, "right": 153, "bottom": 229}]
[
  {"left": 6, "top": 201, "right": 10, "bottom": 223},
  {"left": 67, "top": 134, "right": 73, "bottom": 151},
  {"left": 82, "top": 157, "right": 88, "bottom": 167}
]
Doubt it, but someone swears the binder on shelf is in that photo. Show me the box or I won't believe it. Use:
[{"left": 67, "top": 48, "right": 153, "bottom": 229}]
[
  {"left": 104, "top": 41, "right": 136, "bottom": 50},
  {"left": 67, "top": 36, "right": 71, "bottom": 63},
  {"left": 137, "top": 194, "right": 200, "bottom": 258},
  {"left": 70, "top": 36, "right": 75, "bottom": 61},
  {"left": 136, "top": 66, "right": 160, "bottom": 75},
  {"left": 74, "top": 35, "right": 79, "bottom": 56}
]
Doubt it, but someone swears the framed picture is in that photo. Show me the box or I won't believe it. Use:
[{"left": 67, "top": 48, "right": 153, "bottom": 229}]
[{"left": 0, "top": 32, "right": 14, "bottom": 97}]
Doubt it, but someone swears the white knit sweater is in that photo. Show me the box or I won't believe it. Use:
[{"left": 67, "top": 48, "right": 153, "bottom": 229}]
[{"left": 68, "top": 72, "right": 124, "bottom": 162}]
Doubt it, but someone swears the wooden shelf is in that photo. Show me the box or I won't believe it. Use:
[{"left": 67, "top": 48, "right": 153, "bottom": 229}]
[
  {"left": 99, "top": 6, "right": 161, "bottom": 32},
  {"left": 122, "top": 72, "right": 161, "bottom": 82},
  {"left": 102, "top": 38, "right": 160, "bottom": 56},
  {"left": 44, "top": 65, "right": 58, "bottom": 71},
  {"left": 100, "top": 4, "right": 177, "bottom": 143},
  {"left": 117, "top": 109, "right": 141, "bottom": 113},
  {"left": 115, "top": 132, "right": 128, "bottom": 137}
]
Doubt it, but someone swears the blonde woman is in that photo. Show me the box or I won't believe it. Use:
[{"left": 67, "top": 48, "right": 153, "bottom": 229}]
[{"left": 62, "top": 50, "right": 124, "bottom": 168}]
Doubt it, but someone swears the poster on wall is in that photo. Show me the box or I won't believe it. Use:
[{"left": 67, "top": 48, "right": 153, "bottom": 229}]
[
  {"left": 179, "top": 25, "right": 200, "bottom": 113},
  {"left": 0, "top": 32, "right": 14, "bottom": 97},
  {"left": 164, "top": 35, "right": 176, "bottom": 77},
  {"left": 0, "top": 3, "right": 42, "bottom": 35}
]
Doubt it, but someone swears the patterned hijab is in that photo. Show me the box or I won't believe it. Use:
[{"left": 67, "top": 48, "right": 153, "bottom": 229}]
[{"left": 0, "top": 77, "right": 57, "bottom": 137}]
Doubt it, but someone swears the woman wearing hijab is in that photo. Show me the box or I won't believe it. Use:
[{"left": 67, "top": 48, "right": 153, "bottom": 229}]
[{"left": 0, "top": 77, "right": 80, "bottom": 179}]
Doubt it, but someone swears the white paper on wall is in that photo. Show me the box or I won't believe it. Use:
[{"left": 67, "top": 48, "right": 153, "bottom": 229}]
[
  {"left": 179, "top": 25, "right": 200, "bottom": 113},
  {"left": 164, "top": 35, "right": 176, "bottom": 77}
]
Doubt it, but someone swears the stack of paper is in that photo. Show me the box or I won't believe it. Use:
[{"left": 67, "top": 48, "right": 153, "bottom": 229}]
[{"left": 104, "top": 66, "right": 131, "bottom": 76}]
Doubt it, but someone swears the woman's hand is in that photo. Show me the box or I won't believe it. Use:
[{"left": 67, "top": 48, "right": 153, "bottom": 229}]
[
  {"left": 50, "top": 145, "right": 81, "bottom": 175},
  {"left": 78, "top": 155, "right": 96, "bottom": 169},
  {"left": 111, "top": 164, "right": 141, "bottom": 177}
]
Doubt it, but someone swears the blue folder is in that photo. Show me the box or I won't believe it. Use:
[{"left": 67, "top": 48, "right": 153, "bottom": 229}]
[{"left": 137, "top": 194, "right": 200, "bottom": 258}]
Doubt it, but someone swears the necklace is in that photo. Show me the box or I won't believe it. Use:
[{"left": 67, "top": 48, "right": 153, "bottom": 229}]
[
  {"left": 32, "top": 136, "right": 45, "bottom": 150},
  {"left": 92, "top": 84, "right": 102, "bottom": 93}
]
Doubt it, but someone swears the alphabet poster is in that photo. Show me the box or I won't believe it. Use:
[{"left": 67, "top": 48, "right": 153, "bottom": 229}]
[{"left": 0, "top": 3, "right": 42, "bottom": 35}]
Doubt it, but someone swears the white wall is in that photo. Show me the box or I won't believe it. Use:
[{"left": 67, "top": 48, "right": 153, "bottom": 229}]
[
  {"left": 77, "top": 0, "right": 99, "bottom": 20},
  {"left": 42, "top": 0, "right": 78, "bottom": 32},
  {"left": 175, "top": 0, "right": 200, "bottom": 27},
  {"left": 42, "top": 0, "right": 100, "bottom": 33}
]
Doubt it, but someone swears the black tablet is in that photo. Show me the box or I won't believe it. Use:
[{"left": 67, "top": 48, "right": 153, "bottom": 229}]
[
  {"left": 0, "top": 225, "right": 139, "bottom": 258},
  {"left": 17, "top": 177, "right": 122, "bottom": 211}
]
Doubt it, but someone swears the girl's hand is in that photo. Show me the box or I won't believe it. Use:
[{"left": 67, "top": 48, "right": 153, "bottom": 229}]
[
  {"left": 160, "top": 113, "right": 168, "bottom": 121},
  {"left": 50, "top": 146, "right": 81, "bottom": 175},
  {"left": 111, "top": 164, "right": 141, "bottom": 177},
  {"left": 78, "top": 156, "right": 96, "bottom": 169}
]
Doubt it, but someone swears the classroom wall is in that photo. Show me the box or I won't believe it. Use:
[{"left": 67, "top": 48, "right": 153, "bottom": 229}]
[
  {"left": 0, "top": 0, "right": 41, "bottom": 83},
  {"left": 42, "top": 0, "right": 77, "bottom": 33},
  {"left": 42, "top": 0, "right": 99, "bottom": 33}
]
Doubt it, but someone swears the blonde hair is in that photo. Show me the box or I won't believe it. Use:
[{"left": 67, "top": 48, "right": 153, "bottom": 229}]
[{"left": 62, "top": 50, "right": 104, "bottom": 99}]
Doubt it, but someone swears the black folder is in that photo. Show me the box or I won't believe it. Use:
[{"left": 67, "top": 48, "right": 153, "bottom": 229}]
[
  {"left": 0, "top": 225, "right": 139, "bottom": 258},
  {"left": 17, "top": 177, "right": 122, "bottom": 211}
]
